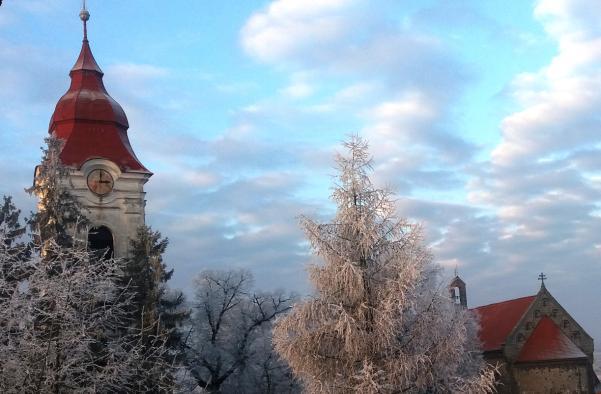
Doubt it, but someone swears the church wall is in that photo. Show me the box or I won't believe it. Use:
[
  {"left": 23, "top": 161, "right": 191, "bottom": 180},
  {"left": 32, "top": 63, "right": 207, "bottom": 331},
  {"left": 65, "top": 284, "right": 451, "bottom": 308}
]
[
  {"left": 514, "top": 363, "right": 592, "bottom": 393},
  {"left": 483, "top": 353, "right": 518, "bottom": 393}
]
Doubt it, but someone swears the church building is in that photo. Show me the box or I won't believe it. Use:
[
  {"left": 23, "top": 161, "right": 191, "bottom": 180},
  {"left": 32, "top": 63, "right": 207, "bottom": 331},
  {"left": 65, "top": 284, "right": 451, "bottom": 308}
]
[
  {"left": 39, "top": 5, "right": 151, "bottom": 258},
  {"left": 451, "top": 274, "right": 599, "bottom": 393}
]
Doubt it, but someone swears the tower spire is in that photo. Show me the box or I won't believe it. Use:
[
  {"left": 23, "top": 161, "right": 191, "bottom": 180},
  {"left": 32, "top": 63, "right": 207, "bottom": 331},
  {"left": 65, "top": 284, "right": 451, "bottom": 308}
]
[{"left": 79, "top": 0, "right": 90, "bottom": 41}]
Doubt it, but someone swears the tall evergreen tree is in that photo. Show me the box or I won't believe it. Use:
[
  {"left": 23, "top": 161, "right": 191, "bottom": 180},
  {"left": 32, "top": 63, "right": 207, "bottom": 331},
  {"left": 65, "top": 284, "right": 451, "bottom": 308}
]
[
  {"left": 27, "top": 137, "right": 88, "bottom": 248},
  {"left": 274, "top": 136, "right": 496, "bottom": 393},
  {"left": 0, "top": 196, "right": 29, "bottom": 300},
  {"left": 120, "top": 225, "right": 189, "bottom": 386},
  {"left": 0, "top": 195, "right": 27, "bottom": 249}
]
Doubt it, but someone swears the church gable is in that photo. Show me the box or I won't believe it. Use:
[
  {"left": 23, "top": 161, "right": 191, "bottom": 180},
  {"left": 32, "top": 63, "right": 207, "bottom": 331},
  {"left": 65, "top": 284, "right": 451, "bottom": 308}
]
[
  {"left": 506, "top": 285, "right": 594, "bottom": 362},
  {"left": 516, "top": 316, "right": 587, "bottom": 362}
]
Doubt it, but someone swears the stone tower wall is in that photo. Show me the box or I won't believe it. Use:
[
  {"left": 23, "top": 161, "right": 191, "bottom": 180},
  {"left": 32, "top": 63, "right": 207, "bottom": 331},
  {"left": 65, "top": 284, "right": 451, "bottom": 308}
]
[{"left": 65, "top": 159, "right": 150, "bottom": 258}]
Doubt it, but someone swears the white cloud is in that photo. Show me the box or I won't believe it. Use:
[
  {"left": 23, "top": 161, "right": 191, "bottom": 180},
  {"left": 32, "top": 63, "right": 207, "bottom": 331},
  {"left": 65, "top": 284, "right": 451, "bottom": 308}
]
[
  {"left": 241, "top": 0, "right": 362, "bottom": 64},
  {"left": 281, "top": 72, "right": 315, "bottom": 99},
  {"left": 282, "top": 81, "right": 314, "bottom": 99},
  {"left": 492, "top": 1, "right": 601, "bottom": 166}
]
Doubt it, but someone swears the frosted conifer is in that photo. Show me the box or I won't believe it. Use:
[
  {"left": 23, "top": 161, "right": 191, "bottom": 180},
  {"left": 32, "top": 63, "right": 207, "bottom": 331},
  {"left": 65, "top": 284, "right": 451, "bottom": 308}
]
[
  {"left": 0, "top": 237, "right": 172, "bottom": 393},
  {"left": 273, "top": 136, "right": 495, "bottom": 393}
]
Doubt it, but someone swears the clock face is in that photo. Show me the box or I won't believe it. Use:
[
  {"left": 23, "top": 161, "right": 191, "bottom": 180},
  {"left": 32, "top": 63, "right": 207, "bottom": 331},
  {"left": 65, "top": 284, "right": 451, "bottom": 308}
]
[{"left": 87, "top": 169, "right": 114, "bottom": 196}]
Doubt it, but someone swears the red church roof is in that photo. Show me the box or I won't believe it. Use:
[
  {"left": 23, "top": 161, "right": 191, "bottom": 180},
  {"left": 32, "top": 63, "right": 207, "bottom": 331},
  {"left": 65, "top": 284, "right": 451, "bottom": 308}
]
[
  {"left": 48, "top": 13, "right": 149, "bottom": 173},
  {"left": 471, "top": 295, "right": 536, "bottom": 351},
  {"left": 517, "top": 316, "right": 586, "bottom": 362}
]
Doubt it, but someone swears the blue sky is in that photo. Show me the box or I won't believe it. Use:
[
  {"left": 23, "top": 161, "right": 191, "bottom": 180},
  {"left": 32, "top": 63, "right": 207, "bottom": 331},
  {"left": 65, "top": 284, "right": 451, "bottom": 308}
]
[{"left": 1, "top": 0, "right": 600, "bottom": 346}]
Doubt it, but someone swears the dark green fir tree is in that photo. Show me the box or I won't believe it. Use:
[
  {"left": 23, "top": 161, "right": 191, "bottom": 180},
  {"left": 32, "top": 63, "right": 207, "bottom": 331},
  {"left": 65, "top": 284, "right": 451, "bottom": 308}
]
[
  {"left": 0, "top": 195, "right": 28, "bottom": 253},
  {"left": 121, "top": 225, "right": 189, "bottom": 365},
  {"left": 0, "top": 195, "right": 27, "bottom": 246},
  {"left": 0, "top": 195, "right": 30, "bottom": 298}
]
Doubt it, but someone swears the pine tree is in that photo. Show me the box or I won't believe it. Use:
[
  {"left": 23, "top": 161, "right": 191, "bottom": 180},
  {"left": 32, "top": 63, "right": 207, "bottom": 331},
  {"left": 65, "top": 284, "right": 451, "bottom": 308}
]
[
  {"left": 120, "top": 225, "right": 189, "bottom": 386},
  {"left": 27, "top": 137, "right": 88, "bottom": 248},
  {"left": 0, "top": 196, "right": 29, "bottom": 302},
  {"left": 0, "top": 195, "right": 27, "bottom": 249},
  {"left": 273, "top": 136, "right": 496, "bottom": 393}
]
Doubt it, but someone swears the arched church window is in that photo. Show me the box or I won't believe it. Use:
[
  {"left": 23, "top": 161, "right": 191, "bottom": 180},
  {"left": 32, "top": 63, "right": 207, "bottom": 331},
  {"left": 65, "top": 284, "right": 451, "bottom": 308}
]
[
  {"left": 88, "top": 226, "right": 114, "bottom": 259},
  {"left": 534, "top": 309, "right": 540, "bottom": 318},
  {"left": 563, "top": 319, "right": 570, "bottom": 328}
]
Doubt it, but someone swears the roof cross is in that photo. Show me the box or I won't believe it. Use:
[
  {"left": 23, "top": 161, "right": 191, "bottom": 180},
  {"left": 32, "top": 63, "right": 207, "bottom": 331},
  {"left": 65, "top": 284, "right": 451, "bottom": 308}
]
[{"left": 538, "top": 272, "right": 547, "bottom": 287}]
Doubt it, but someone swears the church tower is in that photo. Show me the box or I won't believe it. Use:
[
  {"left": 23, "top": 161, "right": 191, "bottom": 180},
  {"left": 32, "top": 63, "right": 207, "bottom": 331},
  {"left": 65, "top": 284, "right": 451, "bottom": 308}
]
[{"left": 44, "top": 5, "right": 151, "bottom": 258}]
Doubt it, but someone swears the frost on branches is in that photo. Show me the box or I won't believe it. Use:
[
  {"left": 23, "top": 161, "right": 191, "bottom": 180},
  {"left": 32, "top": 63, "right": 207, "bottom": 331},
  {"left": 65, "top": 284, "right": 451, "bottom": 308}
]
[
  {"left": 0, "top": 238, "right": 172, "bottom": 393},
  {"left": 182, "top": 269, "right": 298, "bottom": 393},
  {"left": 273, "top": 137, "right": 496, "bottom": 393},
  {"left": 27, "top": 137, "right": 88, "bottom": 248}
]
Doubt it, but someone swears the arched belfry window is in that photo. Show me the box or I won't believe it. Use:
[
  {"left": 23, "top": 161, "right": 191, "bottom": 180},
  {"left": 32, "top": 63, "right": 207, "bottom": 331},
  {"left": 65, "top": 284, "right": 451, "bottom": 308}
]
[
  {"left": 451, "top": 287, "right": 461, "bottom": 304},
  {"left": 88, "top": 226, "right": 114, "bottom": 259}
]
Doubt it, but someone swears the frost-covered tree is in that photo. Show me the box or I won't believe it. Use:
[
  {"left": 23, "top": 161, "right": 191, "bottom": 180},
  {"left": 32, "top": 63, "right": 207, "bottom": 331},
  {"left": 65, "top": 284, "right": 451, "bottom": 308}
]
[
  {"left": 0, "top": 237, "right": 172, "bottom": 393},
  {"left": 27, "top": 137, "right": 88, "bottom": 248},
  {"left": 182, "top": 269, "right": 298, "bottom": 393},
  {"left": 273, "top": 136, "right": 495, "bottom": 393}
]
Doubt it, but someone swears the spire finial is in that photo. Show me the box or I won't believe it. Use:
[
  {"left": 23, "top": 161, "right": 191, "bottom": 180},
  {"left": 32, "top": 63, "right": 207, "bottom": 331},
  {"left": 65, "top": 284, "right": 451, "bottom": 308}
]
[
  {"left": 538, "top": 272, "right": 547, "bottom": 288},
  {"left": 454, "top": 264, "right": 458, "bottom": 277},
  {"left": 79, "top": 0, "right": 90, "bottom": 41}
]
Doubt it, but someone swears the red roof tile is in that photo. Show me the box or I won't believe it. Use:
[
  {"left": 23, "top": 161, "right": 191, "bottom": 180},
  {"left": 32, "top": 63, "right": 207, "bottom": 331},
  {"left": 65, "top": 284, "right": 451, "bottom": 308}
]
[
  {"left": 517, "top": 316, "right": 586, "bottom": 362},
  {"left": 471, "top": 295, "right": 536, "bottom": 351}
]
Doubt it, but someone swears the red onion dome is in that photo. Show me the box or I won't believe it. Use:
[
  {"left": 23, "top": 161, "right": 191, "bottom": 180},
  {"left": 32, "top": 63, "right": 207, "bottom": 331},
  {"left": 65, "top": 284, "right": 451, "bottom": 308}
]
[{"left": 48, "top": 10, "right": 149, "bottom": 174}]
